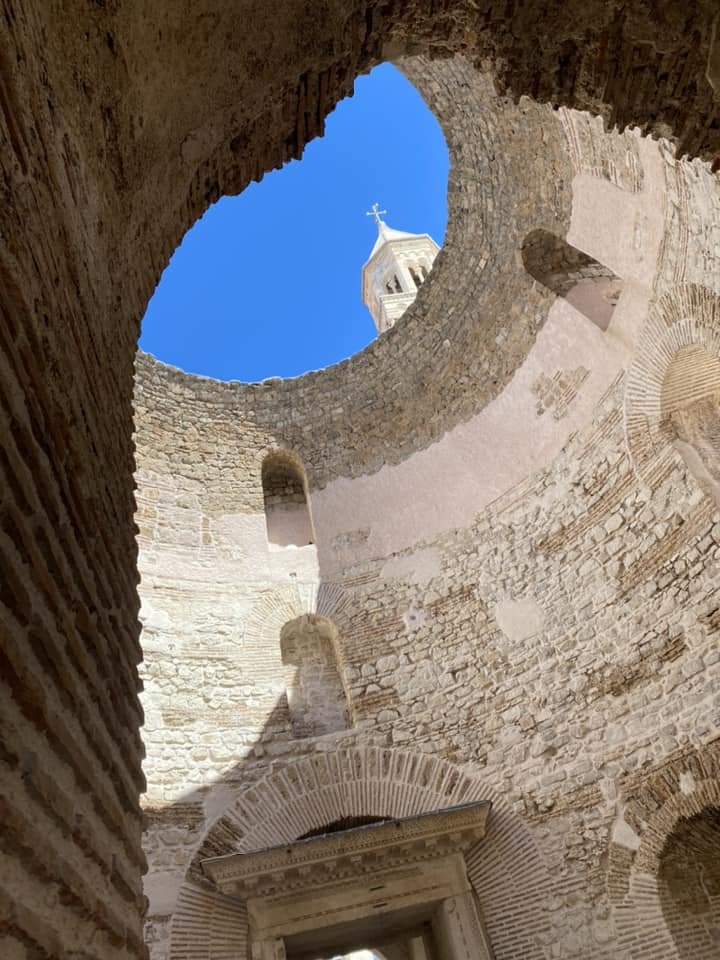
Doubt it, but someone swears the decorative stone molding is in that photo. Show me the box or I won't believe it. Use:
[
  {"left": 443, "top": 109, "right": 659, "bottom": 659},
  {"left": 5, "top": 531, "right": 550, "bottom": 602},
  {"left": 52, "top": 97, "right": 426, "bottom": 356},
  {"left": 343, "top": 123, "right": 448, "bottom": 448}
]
[
  {"left": 203, "top": 803, "right": 492, "bottom": 959},
  {"left": 624, "top": 283, "right": 720, "bottom": 484},
  {"left": 202, "top": 801, "right": 491, "bottom": 898},
  {"left": 169, "top": 747, "right": 553, "bottom": 960}
]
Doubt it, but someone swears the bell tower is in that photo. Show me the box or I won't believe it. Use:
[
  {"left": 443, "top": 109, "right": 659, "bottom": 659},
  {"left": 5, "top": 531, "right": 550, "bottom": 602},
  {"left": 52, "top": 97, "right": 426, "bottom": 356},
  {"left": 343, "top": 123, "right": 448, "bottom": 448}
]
[{"left": 361, "top": 203, "right": 440, "bottom": 334}]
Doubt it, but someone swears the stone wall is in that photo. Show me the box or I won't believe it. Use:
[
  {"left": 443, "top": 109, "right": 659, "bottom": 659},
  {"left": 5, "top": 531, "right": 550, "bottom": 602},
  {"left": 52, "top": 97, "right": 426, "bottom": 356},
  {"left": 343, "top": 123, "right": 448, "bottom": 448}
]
[
  {"left": 4, "top": 4, "right": 720, "bottom": 959},
  {"left": 1, "top": 5, "right": 147, "bottom": 959},
  {"left": 262, "top": 452, "right": 314, "bottom": 548},
  {"left": 281, "top": 615, "right": 352, "bottom": 738},
  {"left": 659, "top": 805, "right": 720, "bottom": 956},
  {"left": 135, "top": 54, "right": 720, "bottom": 960}
]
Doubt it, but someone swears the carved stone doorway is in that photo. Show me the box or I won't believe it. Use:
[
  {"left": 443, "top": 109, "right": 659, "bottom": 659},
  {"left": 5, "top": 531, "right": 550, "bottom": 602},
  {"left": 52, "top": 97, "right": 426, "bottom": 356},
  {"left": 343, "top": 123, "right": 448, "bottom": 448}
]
[{"left": 202, "top": 802, "right": 494, "bottom": 960}]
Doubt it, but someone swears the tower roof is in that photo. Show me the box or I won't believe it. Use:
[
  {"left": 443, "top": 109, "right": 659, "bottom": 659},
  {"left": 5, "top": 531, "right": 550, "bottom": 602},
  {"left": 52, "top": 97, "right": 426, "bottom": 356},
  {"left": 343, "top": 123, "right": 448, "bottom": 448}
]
[
  {"left": 367, "top": 219, "right": 420, "bottom": 259},
  {"left": 363, "top": 202, "right": 429, "bottom": 263}
]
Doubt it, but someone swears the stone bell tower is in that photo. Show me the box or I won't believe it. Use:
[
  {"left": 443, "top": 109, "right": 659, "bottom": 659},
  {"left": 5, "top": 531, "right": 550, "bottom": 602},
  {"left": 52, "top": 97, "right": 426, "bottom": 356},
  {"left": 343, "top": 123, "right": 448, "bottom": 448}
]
[{"left": 361, "top": 203, "right": 440, "bottom": 334}]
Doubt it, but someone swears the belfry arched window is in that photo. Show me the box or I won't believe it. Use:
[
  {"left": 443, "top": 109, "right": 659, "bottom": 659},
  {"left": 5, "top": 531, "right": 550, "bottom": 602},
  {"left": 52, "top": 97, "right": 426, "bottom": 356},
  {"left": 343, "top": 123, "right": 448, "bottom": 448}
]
[
  {"left": 522, "top": 229, "right": 623, "bottom": 331},
  {"left": 261, "top": 451, "right": 314, "bottom": 548}
]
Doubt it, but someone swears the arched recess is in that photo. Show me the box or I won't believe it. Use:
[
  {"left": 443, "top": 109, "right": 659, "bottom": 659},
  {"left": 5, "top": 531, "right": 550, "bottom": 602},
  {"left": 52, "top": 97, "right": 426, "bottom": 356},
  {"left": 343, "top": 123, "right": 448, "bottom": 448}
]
[
  {"left": 659, "top": 805, "right": 720, "bottom": 955},
  {"left": 661, "top": 346, "right": 720, "bottom": 500},
  {"left": 607, "top": 741, "right": 720, "bottom": 959},
  {"left": 169, "top": 747, "right": 553, "bottom": 960},
  {"left": 262, "top": 451, "right": 315, "bottom": 549},
  {"left": 6, "top": 9, "right": 720, "bottom": 960},
  {"left": 522, "top": 228, "right": 623, "bottom": 331},
  {"left": 624, "top": 284, "right": 720, "bottom": 497},
  {"left": 280, "top": 613, "right": 353, "bottom": 737}
]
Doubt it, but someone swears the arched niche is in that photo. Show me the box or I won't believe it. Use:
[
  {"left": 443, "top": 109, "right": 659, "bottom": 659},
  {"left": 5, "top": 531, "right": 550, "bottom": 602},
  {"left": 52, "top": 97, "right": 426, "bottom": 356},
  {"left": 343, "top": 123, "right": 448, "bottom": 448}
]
[
  {"left": 660, "top": 344, "right": 720, "bottom": 500},
  {"left": 607, "top": 742, "right": 720, "bottom": 960},
  {"left": 262, "top": 451, "right": 315, "bottom": 549},
  {"left": 658, "top": 805, "right": 720, "bottom": 957},
  {"left": 522, "top": 228, "right": 623, "bottom": 331},
  {"left": 280, "top": 614, "right": 352, "bottom": 738},
  {"left": 624, "top": 284, "right": 720, "bottom": 486}
]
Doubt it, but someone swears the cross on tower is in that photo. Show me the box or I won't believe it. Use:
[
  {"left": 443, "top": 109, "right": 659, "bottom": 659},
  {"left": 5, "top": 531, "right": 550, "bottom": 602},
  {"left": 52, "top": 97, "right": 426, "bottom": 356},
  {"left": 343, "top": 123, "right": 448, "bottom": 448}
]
[{"left": 365, "top": 202, "right": 387, "bottom": 226}]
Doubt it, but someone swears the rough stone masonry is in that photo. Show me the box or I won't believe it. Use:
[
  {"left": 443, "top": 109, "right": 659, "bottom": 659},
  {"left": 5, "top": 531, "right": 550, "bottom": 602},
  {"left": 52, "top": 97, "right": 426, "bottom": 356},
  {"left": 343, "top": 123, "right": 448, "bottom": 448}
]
[{"left": 3, "top": 4, "right": 720, "bottom": 960}]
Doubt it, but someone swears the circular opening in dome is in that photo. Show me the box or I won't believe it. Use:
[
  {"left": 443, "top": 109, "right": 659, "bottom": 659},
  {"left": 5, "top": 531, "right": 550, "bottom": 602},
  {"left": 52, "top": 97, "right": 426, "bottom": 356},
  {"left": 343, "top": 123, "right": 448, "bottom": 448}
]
[{"left": 139, "top": 63, "right": 448, "bottom": 382}]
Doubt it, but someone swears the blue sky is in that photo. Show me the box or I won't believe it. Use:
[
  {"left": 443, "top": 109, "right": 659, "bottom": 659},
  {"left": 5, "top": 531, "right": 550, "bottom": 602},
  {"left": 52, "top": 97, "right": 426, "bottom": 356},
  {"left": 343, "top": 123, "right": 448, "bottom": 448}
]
[{"left": 139, "top": 63, "right": 449, "bottom": 381}]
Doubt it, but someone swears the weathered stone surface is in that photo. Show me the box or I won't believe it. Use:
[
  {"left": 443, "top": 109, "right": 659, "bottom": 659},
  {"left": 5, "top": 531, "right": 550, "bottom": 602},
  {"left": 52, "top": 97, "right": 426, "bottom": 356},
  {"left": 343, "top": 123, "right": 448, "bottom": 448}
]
[
  {"left": 3, "top": 4, "right": 720, "bottom": 960},
  {"left": 135, "top": 56, "right": 720, "bottom": 960}
]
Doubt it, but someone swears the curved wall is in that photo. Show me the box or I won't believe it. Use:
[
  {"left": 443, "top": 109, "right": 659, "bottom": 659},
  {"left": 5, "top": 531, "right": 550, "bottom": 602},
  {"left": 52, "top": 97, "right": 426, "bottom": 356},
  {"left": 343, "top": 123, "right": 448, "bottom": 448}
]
[
  {"left": 5, "top": 5, "right": 720, "bottom": 960},
  {"left": 135, "top": 53, "right": 720, "bottom": 960}
]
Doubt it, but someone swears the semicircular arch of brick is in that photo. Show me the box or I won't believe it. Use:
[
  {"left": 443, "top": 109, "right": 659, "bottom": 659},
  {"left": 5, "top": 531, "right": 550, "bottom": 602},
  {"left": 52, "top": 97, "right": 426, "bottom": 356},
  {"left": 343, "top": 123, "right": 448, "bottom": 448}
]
[
  {"left": 624, "top": 283, "right": 720, "bottom": 483},
  {"left": 169, "top": 746, "right": 554, "bottom": 960},
  {"left": 234, "top": 589, "right": 324, "bottom": 704},
  {"left": 244, "top": 586, "right": 316, "bottom": 648},
  {"left": 244, "top": 579, "right": 353, "bottom": 651},
  {"left": 608, "top": 742, "right": 720, "bottom": 959}
]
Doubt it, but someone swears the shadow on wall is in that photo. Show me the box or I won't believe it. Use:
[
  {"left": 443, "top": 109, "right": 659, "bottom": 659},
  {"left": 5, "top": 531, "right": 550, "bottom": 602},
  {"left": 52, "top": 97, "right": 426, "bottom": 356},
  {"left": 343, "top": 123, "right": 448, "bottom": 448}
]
[
  {"left": 142, "top": 677, "right": 556, "bottom": 960},
  {"left": 138, "top": 436, "right": 558, "bottom": 960},
  {"left": 142, "top": 691, "right": 393, "bottom": 959},
  {"left": 281, "top": 614, "right": 353, "bottom": 738},
  {"left": 521, "top": 228, "right": 623, "bottom": 332},
  {"left": 659, "top": 805, "right": 720, "bottom": 956},
  {"left": 141, "top": 594, "right": 357, "bottom": 952}
]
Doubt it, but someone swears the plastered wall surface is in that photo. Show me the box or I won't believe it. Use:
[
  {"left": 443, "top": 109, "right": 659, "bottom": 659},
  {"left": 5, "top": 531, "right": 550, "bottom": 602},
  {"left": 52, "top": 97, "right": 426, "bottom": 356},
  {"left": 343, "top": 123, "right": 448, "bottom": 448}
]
[{"left": 134, "top": 56, "right": 720, "bottom": 960}]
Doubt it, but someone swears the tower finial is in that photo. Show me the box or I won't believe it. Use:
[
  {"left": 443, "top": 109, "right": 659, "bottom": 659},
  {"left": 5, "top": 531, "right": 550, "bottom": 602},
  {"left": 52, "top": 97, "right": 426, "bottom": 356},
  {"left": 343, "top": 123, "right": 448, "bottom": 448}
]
[{"left": 365, "top": 201, "right": 387, "bottom": 227}]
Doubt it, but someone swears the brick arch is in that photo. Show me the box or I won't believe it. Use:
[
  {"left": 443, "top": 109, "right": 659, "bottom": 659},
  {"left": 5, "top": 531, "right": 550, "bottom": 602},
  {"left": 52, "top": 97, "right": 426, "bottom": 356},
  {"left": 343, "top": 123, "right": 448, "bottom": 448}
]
[
  {"left": 244, "top": 588, "right": 315, "bottom": 649},
  {"left": 624, "top": 284, "right": 720, "bottom": 483},
  {"left": 169, "top": 746, "right": 553, "bottom": 960},
  {"left": 6, "top": 7, "right": 720, "bottom": 960},
  {"left": 608, "top": 742, "right": 720, "bottom": 959}
]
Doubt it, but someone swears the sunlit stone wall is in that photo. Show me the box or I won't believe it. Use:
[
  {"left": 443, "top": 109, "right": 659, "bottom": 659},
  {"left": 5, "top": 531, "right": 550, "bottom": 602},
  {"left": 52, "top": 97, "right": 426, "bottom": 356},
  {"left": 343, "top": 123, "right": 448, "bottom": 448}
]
[
  {"left": 5, "top": 4, "right": 720, "bottom": 960},
  {"left": 135, "top": 55, "right": 720, "bottom": 960}
]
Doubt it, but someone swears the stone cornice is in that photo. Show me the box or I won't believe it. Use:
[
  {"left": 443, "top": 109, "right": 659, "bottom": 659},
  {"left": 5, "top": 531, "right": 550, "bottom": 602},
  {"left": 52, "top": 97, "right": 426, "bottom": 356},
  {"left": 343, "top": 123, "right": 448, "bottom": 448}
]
[{"left": 202, "top": 800, "right": 491, "bottom": 899}]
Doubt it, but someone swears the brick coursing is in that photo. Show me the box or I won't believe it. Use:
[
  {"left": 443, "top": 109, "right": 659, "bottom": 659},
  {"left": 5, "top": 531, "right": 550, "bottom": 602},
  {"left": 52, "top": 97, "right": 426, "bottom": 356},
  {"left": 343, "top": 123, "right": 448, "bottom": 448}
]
[{"left": 4, "top": 4, "right": 720, "bottom": 959}]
